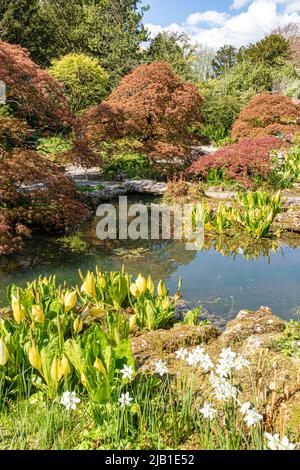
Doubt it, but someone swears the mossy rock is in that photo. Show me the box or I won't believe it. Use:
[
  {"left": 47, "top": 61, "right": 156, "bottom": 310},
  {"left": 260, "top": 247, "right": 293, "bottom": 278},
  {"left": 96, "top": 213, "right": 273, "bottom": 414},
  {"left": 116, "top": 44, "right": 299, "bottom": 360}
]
[
  {"left": 131, "top": 323, "right": 220, "bottom": 370},
  {"left": 220, "top": 307, "right": 286, "bottom": 347}
]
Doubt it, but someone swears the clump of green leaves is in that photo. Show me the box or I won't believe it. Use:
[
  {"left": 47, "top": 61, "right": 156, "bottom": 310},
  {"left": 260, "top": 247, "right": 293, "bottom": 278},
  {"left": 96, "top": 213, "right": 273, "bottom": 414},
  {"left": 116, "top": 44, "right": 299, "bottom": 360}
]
[
  {"left": 56, "top": 235, "right": 89, "bottom": 253},
  {"left": 272, "top": 320, "right": 300, "bottom": 358},
  {"left": 203, "top": 190, "right": 282, "bottom": 239}
]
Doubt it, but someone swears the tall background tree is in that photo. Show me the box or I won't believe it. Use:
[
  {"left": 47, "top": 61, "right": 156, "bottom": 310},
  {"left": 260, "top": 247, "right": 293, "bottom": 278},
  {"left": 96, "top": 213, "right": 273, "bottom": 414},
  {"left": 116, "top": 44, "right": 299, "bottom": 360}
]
[
  {"left": 0, "top": 0, "right": 148, "bottom": 84},
  {"left": 147, "top": 32, "right": 195, "bottom": 81},
  {"left": 212, "top": 45, "right": 238, "bottom": 77},
  {"left": 0, "top": 0, "right": 54, "bottom": 66}
]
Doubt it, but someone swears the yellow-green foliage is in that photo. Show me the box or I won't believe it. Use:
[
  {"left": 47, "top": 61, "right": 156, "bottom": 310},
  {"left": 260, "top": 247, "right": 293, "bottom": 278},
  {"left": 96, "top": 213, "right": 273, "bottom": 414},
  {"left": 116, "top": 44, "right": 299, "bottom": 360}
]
[
  {"left": 0, "top": 269, "right": 178, "bottom": 400},
  {"left": 204, "top": 191, "right": 282, "bottom": 239},
  {"left": 49, "top": 53, "right": 109, "bottom": 113}
]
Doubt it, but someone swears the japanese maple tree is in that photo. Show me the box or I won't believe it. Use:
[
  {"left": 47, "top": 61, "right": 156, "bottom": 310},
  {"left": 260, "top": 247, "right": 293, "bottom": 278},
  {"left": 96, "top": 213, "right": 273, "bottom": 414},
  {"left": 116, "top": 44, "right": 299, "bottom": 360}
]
[
  {"left": 189, "top": 136, "right": 285, "bottom": 186},
  {"left": 231, "top": 94, "right": 300, "bottom": 140},
  {"left": 0, "top": 41, "right": 92, "bottom": 254},
  {"left": 78, "top": 61, "right": 203, "bottom": 163}
]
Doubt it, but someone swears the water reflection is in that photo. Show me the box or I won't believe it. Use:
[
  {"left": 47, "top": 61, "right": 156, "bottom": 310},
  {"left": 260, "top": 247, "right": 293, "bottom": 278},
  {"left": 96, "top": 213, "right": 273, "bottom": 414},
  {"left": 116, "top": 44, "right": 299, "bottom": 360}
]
[{"left": 0, "top": 217, "right": 299, "bottom": 321}]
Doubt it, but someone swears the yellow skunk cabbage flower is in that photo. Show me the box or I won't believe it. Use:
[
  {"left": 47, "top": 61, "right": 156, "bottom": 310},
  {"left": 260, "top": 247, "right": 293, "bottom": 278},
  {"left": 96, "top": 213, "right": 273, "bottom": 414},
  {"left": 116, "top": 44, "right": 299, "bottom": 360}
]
[
  {"left": 32, "top": 305, "right": 45, "bottom": 324},
  {"left": 50, "top": 357, "right": 63, "bottom": 382},
  {"left": 0, "top": 339, "right": 9, "bottom": 366},
  {"left": 29, "top": 346, "right": 42, "bottom": 372},
  {"left": 61, "top": 356, "right": 71, "bottom": 376},
  {"left": 130, "top": 283, "right": 140, "bottom": 298},
  {"left": 73, "top": 316, "right": 83, "bottom": 333},
  {"left": 129, "top": 314, "right": 138, "bottom": 332},
  {"left": 94, "top": 357, "right": 107, "bottom": 375},
  {"left": 161, "top": 297, "right": 170, "bottom": 310},
  {"left": 11, "top": 294, "right": 25, "bottom": 324},
  {"left": 81, "top": 372, "right": 88, "bottom": 386},
  {"left": 157, "top": 280, "right": 167, "bottom": 298},
  {"left": 98, "top": 276, "right": 106, "bottom": 289},
  {"left": 64, "top": 291, "right": 77, "bottom": 313},
  {"left": 81, "top": 271, "right": 96, "bottom": 298},
  {"left": 135, "top": 274, "right": 147, "bottom": 295},
  {"left": 146, "top": 276, "right": 155, "bottom": 295}
]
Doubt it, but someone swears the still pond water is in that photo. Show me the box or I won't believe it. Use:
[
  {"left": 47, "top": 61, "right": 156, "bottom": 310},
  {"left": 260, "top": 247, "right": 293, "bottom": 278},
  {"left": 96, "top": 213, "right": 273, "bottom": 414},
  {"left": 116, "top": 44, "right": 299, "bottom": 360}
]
[{"left": 0, "top": 196, "right": 300, "bottom": 323}]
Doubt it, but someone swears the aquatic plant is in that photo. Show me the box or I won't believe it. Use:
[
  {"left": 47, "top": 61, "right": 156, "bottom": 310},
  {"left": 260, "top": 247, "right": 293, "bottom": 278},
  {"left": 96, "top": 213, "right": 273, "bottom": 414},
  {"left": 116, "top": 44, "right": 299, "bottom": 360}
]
[{"left": 202, "top": 190, "right": 282, "bottom": 239}]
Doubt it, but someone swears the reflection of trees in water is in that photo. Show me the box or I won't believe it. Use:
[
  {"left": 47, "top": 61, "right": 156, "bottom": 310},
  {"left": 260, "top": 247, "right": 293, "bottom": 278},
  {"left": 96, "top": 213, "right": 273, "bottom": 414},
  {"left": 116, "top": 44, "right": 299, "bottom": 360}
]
[
  {"left": 204, "top": 234, "right": 300, "bottom": 262},
  {"left": 1, "top": 214, "right": 300, "bottom": 284}
]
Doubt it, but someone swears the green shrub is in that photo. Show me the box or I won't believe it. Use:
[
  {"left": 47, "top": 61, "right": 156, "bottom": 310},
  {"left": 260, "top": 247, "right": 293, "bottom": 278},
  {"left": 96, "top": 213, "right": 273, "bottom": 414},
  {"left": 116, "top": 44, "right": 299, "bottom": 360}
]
[
  {"left": 36, "top": 135, "right": 73, "bottom": 156},
  {"left": 201, "top": 95, "right": 242, "bottom": 140},
  {"left": 270, "top": 147, "right": 300, "bottom": 188},
  {"left": 49, "top": 53, "right": 109, "bottom": 114},
  {"left": 103, "top": 152, "right": 149, "bottom": 179}
]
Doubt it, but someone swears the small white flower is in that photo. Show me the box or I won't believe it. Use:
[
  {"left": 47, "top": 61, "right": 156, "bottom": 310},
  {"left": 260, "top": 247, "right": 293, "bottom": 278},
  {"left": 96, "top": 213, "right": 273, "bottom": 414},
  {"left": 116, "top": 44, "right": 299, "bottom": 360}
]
[
  {"left": 239, "top": 402, "right": 252, "bottom": 415},
  {"left": 199, "top": 353, "right": 214, "bottom": 372},
  {"left": 186, "top": 351, "right": 198, "bottom": 367},
  {"left": 60, "top": 391, "right": 81, "bottom": 411},
  {"left": 120, "top": 364, "right": 134, "bottom": 381},
  {"left": 266, "top": 433, "right": 297, "bottom": 451},
  {"left": 244, "top": 409, "right": 263, "bottom": 427},
  {"left": 155, "top": 360, "right": 169, "bottom": 376},
  {"left": 175, "top": 348, "right": 188, "bottom": 360},
  {"left": 200, "top": 402, "right": 217, "bottom": 421},
  {"left": 220, "top": 347, "right": 236, "bottom": 361},
  {"left": 216, "top": 361, "right": 232, "bottom": 378},
  {"left": 119, "top": 392, "right": 133, "bottom": 408},
  {"left": 209, "top": 372, "right": 238, "bottom": 401},
  {"left": 235, "top": 355, "right": 250, "bottom": 371}
]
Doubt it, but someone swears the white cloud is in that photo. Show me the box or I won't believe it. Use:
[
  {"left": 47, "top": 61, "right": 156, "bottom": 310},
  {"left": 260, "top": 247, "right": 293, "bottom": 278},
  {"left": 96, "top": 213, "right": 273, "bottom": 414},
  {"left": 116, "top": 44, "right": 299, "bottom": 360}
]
[
  {"left": 145, "top": 0, "right": 300, "bottom": 49},
  {"left": 186, "top": 11, "right": 228, "bottom": 26},
  {"left": 230, "top": 0, "right": 251, "bottom": 10}
]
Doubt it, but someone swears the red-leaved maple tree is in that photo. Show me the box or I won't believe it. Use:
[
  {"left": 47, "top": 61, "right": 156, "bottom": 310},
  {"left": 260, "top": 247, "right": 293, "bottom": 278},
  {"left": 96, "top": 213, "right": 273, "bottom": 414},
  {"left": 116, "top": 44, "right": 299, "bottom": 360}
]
[
  {"left": 231, "top": 94, "right": 300, "bottom": 140},
  {"left": 0, "top": 42, "right": 92, "bottom": 254},
  {"left": 0, "top": 41, "right": 73, "bottom": 129},
  {"left": 189, "top": 136, "right": 285, "bottom": 186},
  {"left": 78, "top": 62, "right": 203, "bottom": 165}
]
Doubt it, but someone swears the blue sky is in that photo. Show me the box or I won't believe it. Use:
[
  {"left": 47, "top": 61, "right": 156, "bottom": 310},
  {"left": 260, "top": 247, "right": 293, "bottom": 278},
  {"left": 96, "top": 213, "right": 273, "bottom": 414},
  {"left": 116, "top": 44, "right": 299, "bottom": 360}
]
[
  {"left": 143, "top": 0, "right": 300, "bottom": 49},
  {"left": 144, "top": 0, "right": 233, "bottom": 26}
]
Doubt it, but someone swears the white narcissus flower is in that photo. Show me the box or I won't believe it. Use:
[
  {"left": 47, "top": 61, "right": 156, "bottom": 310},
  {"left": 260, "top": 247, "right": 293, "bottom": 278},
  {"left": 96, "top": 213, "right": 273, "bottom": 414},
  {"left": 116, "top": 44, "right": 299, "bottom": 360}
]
[
  {"left": 266, "top": 433, "right": 297, "bottom": 451},
  {"left": 155, "top": 360, "right": 169, "bottom": 376},
  {"left": 209, "top": 372, "right": 238, "bottom": 401},
  {"left": 186, "top": 351, "right": 198, "bottom": 367},
  {"left": 244, "top": 409, "right": 263, "bottom": 427},
  {"left": 120, "top": 365, "right": 134, "bottom": 381},
  {"left": 175, "top": 348, "right": 188, "bottom": 360},
  {"left": 200, "top": 402, "right": 217, "bottom": 421},
  {"left": 235, "top": 354, "right": 250, "bottom": 371},
  {"left": 199, "top": 353, "right": 214, "bottom": 372},
  {"left": 119, "top": 392, "right": 133, "bottom": 408},
  {"left": 220, "top": 347, "right": 236, "bottom": 362},
  {"left": 216, "top": 361, "right": 232, "bottom": 378},
  {"left": 239, "top": 402, "right": 252, "bottom": 415},
  {"left": 60, "top": 391, "right": 81, "bottom": 411}
]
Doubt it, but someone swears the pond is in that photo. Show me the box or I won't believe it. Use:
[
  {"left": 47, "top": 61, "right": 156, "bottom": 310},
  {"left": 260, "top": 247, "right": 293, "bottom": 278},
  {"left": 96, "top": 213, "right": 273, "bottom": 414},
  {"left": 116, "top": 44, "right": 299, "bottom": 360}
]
[{"left": 0, "top": 196, "right": 300, "bottom": 324}]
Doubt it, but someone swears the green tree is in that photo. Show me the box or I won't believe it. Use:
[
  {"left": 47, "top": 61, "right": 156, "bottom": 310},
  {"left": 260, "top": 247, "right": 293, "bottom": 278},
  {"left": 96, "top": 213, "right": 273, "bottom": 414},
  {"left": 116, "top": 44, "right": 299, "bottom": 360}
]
[
  {"left": 238, "top": 34, "right": 291, "bottom": 67},
  {"left": 147, "top": 32, "right": 195, "bottom": 81},
  {"left": 0, "top": 0, "right": 54, "bottom": 66},
  {"left": 212, "top": 44, "right": 238, "bottom": 77},
  {"left": 49, "top": 53, "right": 110, "bottom": 114},
  {"left": 0, "top": 0, "right": 148, "bottom": 82}
]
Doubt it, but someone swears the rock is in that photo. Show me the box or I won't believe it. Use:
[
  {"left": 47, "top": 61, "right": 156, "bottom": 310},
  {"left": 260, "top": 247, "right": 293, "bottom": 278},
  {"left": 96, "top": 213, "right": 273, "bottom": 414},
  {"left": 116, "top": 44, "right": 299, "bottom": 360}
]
[
  {"left": 275, "top": 209, "right": 300, "bottom": 233},
  {"left": 131, "top": 323, "right": 221, "bottom": 370},
  {"left": 123, "top": 179, "right": 167, "bottom": 195},
  {"left": 204, "top": 190, "right": 237, "bottom": 200},
  {"left": 220, "top": 307, "right": 286, "bottom": 346},
  {"left": 283, "top": 196, "right": 300, "bottom": 207}
]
